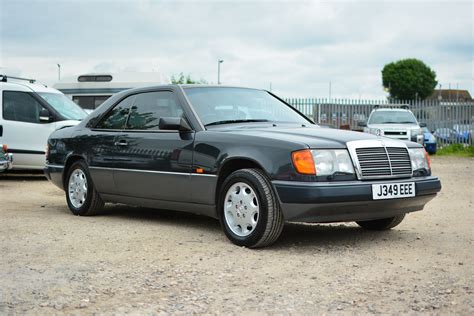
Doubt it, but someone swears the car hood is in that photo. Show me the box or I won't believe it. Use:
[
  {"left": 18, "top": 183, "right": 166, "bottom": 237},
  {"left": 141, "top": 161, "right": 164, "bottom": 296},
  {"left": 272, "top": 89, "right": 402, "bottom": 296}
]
[
  {"left": 56, "top": 120, "right": 81, "bottom": 130},
  {"left": 210, "top": 124, "right": 394, "bottom": 149}
]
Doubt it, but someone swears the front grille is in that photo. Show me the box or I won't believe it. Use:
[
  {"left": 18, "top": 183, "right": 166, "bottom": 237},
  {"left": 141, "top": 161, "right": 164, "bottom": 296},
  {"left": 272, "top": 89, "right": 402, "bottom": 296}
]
[
  {"left": 384, "top": 131, "right": 407, "bottom": 136},
  {"left": 355, "top": 147, "right": 412, "bottom": 179}
]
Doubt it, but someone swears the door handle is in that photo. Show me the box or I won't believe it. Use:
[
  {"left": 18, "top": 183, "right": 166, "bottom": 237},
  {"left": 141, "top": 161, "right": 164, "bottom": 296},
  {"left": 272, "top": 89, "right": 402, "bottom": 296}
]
[{"left": 114, "top": 140, "right": 128, "bottom": 146}]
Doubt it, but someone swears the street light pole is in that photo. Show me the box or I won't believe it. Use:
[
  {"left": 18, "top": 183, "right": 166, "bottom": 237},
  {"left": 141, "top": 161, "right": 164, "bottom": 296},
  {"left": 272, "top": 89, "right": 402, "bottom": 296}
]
[
  {"left": 328, "top": 81, "right": 332, "bottom": 102},
  {"left": 217, "top": 59, "right": 224, "bottom": 84},
  {"left": 57, "top": 64, "right": 61, "bottom": 81}
]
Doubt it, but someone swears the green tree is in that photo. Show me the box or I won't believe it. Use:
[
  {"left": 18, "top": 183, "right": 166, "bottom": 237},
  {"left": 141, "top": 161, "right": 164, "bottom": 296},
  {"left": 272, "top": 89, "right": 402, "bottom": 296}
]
[
  {"left": 382, "top": 58, "right": 437, "bottom": 100},
  {"left": 170, "top": 72, "right": 207, "bottom": 84}
]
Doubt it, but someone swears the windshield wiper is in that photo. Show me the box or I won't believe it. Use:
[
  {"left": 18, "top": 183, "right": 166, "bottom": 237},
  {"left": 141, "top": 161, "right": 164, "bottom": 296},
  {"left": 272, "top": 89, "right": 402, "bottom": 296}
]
[{"left": 205, "top": 119, "right": 270, "bottom": 127}]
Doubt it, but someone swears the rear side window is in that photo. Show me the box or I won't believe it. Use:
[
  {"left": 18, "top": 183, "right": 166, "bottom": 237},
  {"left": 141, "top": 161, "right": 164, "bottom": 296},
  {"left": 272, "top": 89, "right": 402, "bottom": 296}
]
[
  {"left": 2, "top": 91, "right": 47, "bottom": 123},
  {"left": 126, "top": 91, "right": 184, "bottom": 130},
  {"left": 95, "top": 95, "right": 135, "bottom": 129}
]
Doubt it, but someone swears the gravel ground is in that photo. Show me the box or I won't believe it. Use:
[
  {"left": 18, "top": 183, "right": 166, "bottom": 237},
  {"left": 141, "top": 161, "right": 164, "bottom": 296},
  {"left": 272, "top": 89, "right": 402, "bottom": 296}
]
[{"left": 0, "top": 156, "right": 473, "bottom": 314}]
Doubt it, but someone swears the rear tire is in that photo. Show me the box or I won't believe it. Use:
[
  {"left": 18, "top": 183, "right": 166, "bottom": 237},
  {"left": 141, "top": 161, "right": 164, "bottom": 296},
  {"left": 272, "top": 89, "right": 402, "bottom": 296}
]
[
  {"left": 218, "top": 168, "right": 284, "bottom": 248},
  {"left": 65, "top": 160, "right": 104, "bottom": 216},
  {"left": 356, "top": 214, "right": 405, "bottom": 230}
]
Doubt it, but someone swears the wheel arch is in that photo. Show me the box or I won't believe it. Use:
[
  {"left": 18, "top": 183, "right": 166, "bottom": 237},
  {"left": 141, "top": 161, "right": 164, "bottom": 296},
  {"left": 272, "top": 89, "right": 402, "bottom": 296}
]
[
  {"left": 62, "top": 154, "right": 87, "bottom": 189},
  {"left": 215, "top": 157, "right": 268, "bottom": 206}
]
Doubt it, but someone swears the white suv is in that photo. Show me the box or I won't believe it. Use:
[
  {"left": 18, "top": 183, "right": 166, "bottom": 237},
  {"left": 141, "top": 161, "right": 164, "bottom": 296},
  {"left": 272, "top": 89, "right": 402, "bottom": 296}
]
[
  {"left": 360, "top": 106, "right": 424, "bottom": 144},
  {"left": 0, "top": 75, "right": 87, "bottom": 169}
]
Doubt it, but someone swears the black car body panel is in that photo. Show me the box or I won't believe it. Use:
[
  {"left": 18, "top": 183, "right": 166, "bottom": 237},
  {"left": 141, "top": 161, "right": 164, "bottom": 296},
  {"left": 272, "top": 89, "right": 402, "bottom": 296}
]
[
  {"left": 274, "top": 176, "right": 441, "bottom": 222},
  {"left": 45, "top": 85, "right": 441, "bottom": 222}
]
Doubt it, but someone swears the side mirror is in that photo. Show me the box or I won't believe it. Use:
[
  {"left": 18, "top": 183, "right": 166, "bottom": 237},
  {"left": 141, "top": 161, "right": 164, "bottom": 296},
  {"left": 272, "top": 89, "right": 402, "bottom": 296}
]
[
  {"left": 159, "top": 117, "right": 192, "bottom": 132},
  {"left": 419, "top": 122, "right": 427, "bottom": 128},
  {"left": 357, "top": 121, "right": 367, "bottom": 127},
  {"left": 39, "top": 108, "right": 51, "bottom": 122}
]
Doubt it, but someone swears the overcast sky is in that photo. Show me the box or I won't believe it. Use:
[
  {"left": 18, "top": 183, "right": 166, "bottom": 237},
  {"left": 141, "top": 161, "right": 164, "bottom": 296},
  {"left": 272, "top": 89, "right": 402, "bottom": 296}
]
[{"left": 1, "top": 0, "right": 472, "bottom": 98}]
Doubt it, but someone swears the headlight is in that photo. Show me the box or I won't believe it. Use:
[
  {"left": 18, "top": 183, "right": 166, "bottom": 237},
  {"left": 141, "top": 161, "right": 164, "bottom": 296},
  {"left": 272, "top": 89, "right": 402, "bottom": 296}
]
[
  {"left": 411, "top": 128, "right": 422, "bottom": 136},
  {"left": 408, "top": 148, "right": 430, "bottom": 171},
  {"left": 369, "top": 128, "right": 383, "bottom": 136},
  {"left": 292, "top": 149, "right": 355, "bottom": 176}
]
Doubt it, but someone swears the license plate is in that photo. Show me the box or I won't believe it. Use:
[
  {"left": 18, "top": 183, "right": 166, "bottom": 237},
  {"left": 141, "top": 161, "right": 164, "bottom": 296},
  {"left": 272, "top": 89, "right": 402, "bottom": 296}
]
[{"left": 372, "top": 182, "right": 415, "bottom": 200}]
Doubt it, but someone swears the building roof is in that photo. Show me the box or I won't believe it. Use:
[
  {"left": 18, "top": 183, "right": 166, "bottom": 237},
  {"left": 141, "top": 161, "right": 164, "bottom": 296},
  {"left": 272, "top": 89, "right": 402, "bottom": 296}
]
[{"left": 427, "top": 89, "right": 472, "bottom": 101}]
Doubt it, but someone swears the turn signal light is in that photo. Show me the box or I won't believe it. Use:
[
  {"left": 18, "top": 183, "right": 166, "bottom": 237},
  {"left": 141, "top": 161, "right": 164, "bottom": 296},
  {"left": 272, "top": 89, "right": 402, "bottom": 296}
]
[
  {"left": 424, "top": 149, "right": 431, "bottom": 169},
  {"left": 292, "top": 150, "right": 316, "bottom": 175},
  {"left": 2, "top": 144, "right": 7, "bottom": 152}
]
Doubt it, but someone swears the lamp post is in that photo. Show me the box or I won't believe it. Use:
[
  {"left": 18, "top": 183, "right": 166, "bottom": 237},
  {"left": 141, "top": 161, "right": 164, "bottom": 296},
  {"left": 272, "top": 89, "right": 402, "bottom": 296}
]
[
  {"left": 217, "top": 59, "right": 224, "bottom": 84},
  {"left": 57, "top": 64, "right": 61, "bottom": 81}
]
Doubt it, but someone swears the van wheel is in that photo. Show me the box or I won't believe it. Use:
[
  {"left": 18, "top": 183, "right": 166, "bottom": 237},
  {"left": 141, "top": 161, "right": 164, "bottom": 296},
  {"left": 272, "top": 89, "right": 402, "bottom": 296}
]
[
  {"left": 65, "top": 160, "right": 104, "bottom": 216},
  {"left": 356, "top": 214, "right": 405, "bottom": 230},
  {"left": 219, "top": 168, "right": 284, "bottom": 248}
]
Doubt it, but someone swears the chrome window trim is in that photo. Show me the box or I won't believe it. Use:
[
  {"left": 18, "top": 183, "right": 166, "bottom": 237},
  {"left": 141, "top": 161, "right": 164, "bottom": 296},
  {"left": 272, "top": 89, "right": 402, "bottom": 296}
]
[{"left": 178, "top": 85, "right": 206, "bottom": 131}]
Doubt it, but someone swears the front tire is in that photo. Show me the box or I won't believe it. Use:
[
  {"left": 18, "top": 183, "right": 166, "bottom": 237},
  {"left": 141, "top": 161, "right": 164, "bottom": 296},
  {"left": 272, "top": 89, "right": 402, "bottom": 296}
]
[
  {"left": 356, "top": 214, "right": 405, "bottom": 230},
  {"left": 65, "top": 160, "right": 104, "bottom": 216},
  {"left": 219, "top": 168, "right": 284, "bottom": 248}
]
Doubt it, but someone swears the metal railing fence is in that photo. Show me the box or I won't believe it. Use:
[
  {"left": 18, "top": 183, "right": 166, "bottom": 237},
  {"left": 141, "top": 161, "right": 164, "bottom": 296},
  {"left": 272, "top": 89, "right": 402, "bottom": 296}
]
[{"left": 285, "top": 98, "right": 474, "bottom": 146}]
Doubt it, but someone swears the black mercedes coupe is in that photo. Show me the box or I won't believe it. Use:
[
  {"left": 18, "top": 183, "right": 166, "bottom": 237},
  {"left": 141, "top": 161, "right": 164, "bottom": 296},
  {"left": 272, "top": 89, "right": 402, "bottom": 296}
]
[{"left": 45, "top": 85, "right": 441, "bottom": 248}]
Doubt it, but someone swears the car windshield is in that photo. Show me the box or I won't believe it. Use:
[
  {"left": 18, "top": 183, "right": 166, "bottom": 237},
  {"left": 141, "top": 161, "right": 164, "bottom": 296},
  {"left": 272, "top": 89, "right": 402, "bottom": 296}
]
[
  {"left": 37, "top": 92, "right": 87, "bottom": 121},
  {"left": 368, "top": 110, "right": 418, "bottom": 125},
  {"left": 183, "top": 87, "right": 310, "bottom": 126}
]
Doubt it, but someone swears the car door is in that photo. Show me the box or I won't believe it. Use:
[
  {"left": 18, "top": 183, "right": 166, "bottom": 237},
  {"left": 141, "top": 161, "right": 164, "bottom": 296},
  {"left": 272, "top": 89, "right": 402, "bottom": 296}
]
[
  {"left": 1, "top": 90, "right": 57, "bottom": 168},
  {"left": 113, "top": 90, "right": 195, "bottom": 202},
  {"left": 85, "top": 94, "right": 135, "bottom": 194}
]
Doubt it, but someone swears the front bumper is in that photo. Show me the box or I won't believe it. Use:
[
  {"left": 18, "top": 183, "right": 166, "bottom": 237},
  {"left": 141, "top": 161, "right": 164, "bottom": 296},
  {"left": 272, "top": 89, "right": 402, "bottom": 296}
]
[
  {"left": 273, "top": 176, "right": 441, "bottom": 223},
  {"left": 380, "top": 133, "right": 423, "bottom": 144}
]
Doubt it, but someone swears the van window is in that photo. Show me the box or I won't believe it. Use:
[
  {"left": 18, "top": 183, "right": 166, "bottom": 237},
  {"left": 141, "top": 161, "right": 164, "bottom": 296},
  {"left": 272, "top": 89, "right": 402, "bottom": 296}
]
[
  {"left": 37, "top": 93, "right": 87, "bottom": 121},
  {"left": 72, "top": 95, "right": 110, "bottom": 109},
  {"left": 2, "top": 91, "right": 47, "bottom": 123}
]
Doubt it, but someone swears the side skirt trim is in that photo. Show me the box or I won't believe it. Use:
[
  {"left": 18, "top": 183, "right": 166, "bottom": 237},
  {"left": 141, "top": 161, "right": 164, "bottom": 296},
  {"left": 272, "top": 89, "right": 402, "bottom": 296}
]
[
  {"left": 100, "top": 193, "right": 218, "bottom": 219},
  {"left": 89, "top": 166, "right": 217, "bottom": 177}
]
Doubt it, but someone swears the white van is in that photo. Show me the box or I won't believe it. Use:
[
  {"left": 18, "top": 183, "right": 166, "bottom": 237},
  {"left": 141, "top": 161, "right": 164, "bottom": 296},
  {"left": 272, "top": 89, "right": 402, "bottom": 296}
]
[{"left": 0, "top": 75, "right": 87, "bottom": 170}]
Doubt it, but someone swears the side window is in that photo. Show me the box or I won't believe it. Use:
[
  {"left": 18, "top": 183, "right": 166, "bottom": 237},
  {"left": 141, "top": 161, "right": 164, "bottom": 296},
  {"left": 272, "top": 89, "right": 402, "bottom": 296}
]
[
  {"left": 95, "top": 95, "right": 134, "bottom": 129},
  {"left": 126, "top": 91, "right": 184, "bottom": 130},
  {"left": 3, "top": 91, "right": 47, "bottom": 123}
]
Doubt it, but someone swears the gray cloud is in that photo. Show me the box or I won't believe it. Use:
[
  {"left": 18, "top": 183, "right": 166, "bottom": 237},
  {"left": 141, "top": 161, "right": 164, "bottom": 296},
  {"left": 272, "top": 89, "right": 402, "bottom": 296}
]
[{"left": 1, "top": 0, "right": 472, "bottom": 98}]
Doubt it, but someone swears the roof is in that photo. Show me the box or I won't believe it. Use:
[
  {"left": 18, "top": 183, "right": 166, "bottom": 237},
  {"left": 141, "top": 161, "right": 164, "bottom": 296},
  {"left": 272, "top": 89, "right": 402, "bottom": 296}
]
[
  {"left": 0, "top": 78, "right": 62, "bottom": 94},
  {"left": 371, "top": 108, "right": 412, "bottom": 112},
  {"left": 178, "top": 84, "right": 261, "bottom": 90},
  {"left": 427, "top": 89, "right": 472, "bottom": 101},
  {"left": 55, "top": 72, "right": 167, "bottom": 85},
  {"left": 115, "top": 84, "right": 263, "bottom": 95}
]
